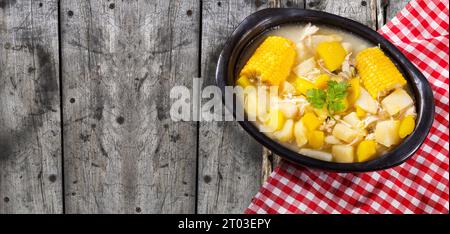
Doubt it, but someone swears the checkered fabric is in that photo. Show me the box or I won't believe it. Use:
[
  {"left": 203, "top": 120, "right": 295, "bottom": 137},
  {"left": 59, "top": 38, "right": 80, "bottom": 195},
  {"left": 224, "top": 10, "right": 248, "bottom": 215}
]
[{"left": 246, "top": 0, "right": 449, "bottom": 214}]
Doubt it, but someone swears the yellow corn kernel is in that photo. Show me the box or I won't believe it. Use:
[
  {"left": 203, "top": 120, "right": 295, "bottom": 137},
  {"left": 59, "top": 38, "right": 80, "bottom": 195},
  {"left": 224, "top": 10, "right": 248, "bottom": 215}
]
[
  {"left": 347, "top": 77, "right": 360, "bottom": 104},
  {"left": 356, "top": 140, "right": 377, "bottom": 162},
  {"left": 356, "top": 47, "right": 407, "bottom": 98},
  {"left": 266, "top": 109, "right": 285, "bottom": 132},
  {"left": 355, "top": 105, "right": 366, "bottom": 118},
  {"left": 398, "top": 115, "right": 415, "bottom": 138},
  {"left": 240, "top": 36, "right": 297, "bottom": 86},
  {"left": 236, "top": 75, "right": 252, "bottom": 88},
  {"left": 314, "top": 74, "right": 330, "bottom": 89},
  {"left": 301, "top": 112, "right": 322, "bottom": 131},
  {"left": 308, "top": 130, "right": 325, "bottom": 149},
  {"left": 290, "top": 76, "right": 315, "bottom": 95},
  {"left": 316, "top": 41, "right": 347, "bottom": 72}
]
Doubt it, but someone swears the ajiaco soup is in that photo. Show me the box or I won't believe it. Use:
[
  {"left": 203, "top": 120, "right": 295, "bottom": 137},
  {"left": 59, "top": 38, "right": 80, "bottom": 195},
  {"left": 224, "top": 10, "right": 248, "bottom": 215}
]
[{"left": 236, "top": 24, "right": 417, "bottom": 163}]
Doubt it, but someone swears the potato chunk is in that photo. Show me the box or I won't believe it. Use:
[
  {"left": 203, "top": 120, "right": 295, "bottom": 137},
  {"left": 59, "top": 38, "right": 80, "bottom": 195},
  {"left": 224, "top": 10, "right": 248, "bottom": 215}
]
[
  {"left": 325, "top": 135, "right": 342, "bottom": 145},
  {"left": 244, "top": 87, "right": 271, "bottom": 122},
  {"left": 332, "top": 123, "right": 358, "bottom": 143},
  {"left": 279, "top": 101, "right": 299, "bottom": 119},
  {"left": 356, "top": 140, "right": 377, "bottom": 162},
  {"left": 294, "top": 121, "right": 308, "bottom": 147},
  {"left": 266, "top": 109, "right": 286, "bottom": 132},
  {"left": 381, "top": 89, "right": 414, "bottom": 116},
  {"left": 356, "top": 105, "right": 366, "bottom": 118},
  {"left": 355, "top": 88, "right": 378, "bottom": 114},
  {"left": 343, "top": 112, "right": 361, "bottom": 128},
  {"left": 301, "top": 112, "right": 322, "bottom": 131},
  {"left": 244, "top": 89, "right": 259, "bottom": 120},
  {"left": 299, "top": 148, "right": 332, "bottom": 161},
  {"left": 293, "top": 57, "right": 317, "bottom": 77},
  {"left": 316, "top": 41, "right": 347, "bottom": 72},
  {"left": 274, "top": 119, "right": 295, "bottom": 142},
  {"left": 332, "top": 145, "right": 354, "bottom": 163},
  {"left": 347, "top": 77, "right": 360, "bottom": 104},
  {"left": 314, "top": 74, "right": 330, "bottom": 89},
  {"left": 310, "top": 35, "right": 343, "bottom": 50},
  {"left": 308, "top": 130, "right": 325, "bottom": 149},
  {"left": 290, "top": 76, "right": 315, "bottom": 96},
  {"left": 374, "top": 120, "right": 400, "bottom": 147},
  {"left": 398, "top": 115, "right": 415, "bottom": 139}
]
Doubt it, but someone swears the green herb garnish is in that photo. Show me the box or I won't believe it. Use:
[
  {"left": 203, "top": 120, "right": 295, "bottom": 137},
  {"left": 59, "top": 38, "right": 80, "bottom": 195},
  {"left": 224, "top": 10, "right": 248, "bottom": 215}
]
[{"left": 306, "top": 80, "right": 350, "bottom": 115}]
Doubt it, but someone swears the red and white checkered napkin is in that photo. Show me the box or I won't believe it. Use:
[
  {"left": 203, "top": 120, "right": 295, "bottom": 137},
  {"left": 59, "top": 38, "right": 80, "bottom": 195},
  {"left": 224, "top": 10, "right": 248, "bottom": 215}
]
[{"left": 246, "top": 0, "right": 449, "bottom": 214}]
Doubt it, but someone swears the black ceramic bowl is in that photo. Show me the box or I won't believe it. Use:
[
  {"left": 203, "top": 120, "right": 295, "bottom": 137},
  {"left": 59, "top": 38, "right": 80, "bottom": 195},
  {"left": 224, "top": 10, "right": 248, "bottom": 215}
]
[{"left": 216, "top": 8, "right": 435, "bottom": 172}]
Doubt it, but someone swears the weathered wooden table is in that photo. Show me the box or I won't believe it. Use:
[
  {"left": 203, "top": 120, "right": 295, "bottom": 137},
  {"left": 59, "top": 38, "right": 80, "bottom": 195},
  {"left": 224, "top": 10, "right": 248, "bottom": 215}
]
[{"left": 0, "top": 0, "right": 408, "bottom": 213}]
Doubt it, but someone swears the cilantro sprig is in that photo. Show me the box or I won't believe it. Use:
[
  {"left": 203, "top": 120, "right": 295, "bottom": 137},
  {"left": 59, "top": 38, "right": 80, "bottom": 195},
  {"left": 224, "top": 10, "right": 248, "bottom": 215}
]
[{"left": 306, "top": 80, "right": 350, "bottom": 116}]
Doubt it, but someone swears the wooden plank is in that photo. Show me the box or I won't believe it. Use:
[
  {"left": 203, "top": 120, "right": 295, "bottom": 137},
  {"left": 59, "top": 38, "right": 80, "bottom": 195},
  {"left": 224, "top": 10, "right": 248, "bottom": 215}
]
[
  {"left": 197, "top": 0, "right": 266, "bottom": 214},
  {"left": 270, "top": 0, "right": 306, "bottom": 7},
  {"left": 377, "top": 0, "right": 409, "bottom": 28},
  {"left": 306, "top": 0, "right": 377, "bottom": 29},
  {"left": 198, "top": 0, "right": 304, "bottom": 214},
  {"left": 384, "top": 0, "right": 409, "bottom": 23},
  {"left": 0, "top": 0, "right": 62, "bottom": 213},
  {"left": 61, "top": 0, "right": 199, "bottom": 213}
]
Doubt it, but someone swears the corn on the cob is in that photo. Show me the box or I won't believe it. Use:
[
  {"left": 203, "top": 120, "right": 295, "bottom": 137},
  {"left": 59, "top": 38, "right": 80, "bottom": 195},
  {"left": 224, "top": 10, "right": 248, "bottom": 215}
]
[
  {"left": 240, "top": 36, "right": 296, "bottom": 86},
  {"left": 356, "top": 47, "right": 406, "bottom": 98}
]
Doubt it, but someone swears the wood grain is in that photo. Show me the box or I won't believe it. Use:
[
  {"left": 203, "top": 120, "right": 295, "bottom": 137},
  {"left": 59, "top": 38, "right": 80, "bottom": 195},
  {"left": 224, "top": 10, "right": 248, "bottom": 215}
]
[
  {"left": 197, "top": 0, "right": 266, "bottom": 214},
  {"left": 385, "top": 0, "right": 409, "bottom": 22},
  {"left": 0, "top": 0, "right": 62, "bottom": 213},
  {"left": 306, "top": 0, "right": 377, "bottom": 29},
  {"left": 0, "top": 0, "right": 405, "bottom": 214},
  {"left": 60, "top": 0, "right": 199, "bottom": 213},
  {"left": 197, "top": 0, "right": 305, "bottom": 214}
]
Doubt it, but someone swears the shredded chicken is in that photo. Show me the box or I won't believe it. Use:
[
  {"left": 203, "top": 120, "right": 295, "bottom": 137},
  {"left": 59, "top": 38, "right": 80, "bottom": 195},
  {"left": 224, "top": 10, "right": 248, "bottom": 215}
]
[
  {"left": 305, "top": 69, "right": 322, "bottom": 81},
  {"left": 292, "top": 96, "right": 310, "bottom": 116},
  {"left": 280, "top": 81, "right": 296, "bottom": 97},
  {"left": 362, "top": 115, "right": 379, "bottom": 129},
  {"left": 298, "top": 23, "right": 320, "bottom": 41},
  {"left": 341, "top": 53, "right": 352, "bottom": 73},
  {"left": 365, "top": 133, "right": 375, "bottom": 141},
  {"left": 377, "top": 107, "right": 390, "bottom": 120},
  {"left": 320, "top": 118, "right": 337, "bottom": 133},
  {"left": 317, "top": 59, "right": 335, "bottom": 76},
  {"left": 340, "top": 53, "right": 356, "bottom": 79}
]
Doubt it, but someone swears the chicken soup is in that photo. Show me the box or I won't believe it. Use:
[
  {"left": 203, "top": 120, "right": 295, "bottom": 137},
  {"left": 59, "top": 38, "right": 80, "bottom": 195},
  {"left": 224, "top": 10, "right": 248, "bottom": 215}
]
[{"left": 236, "top": 23, "right": 416, "bottom": 163}]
